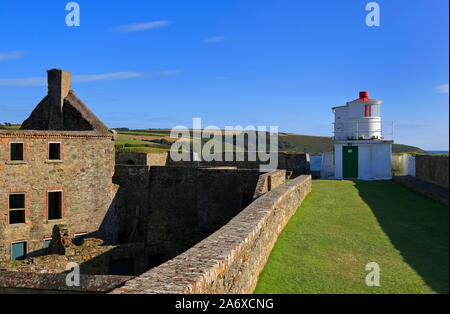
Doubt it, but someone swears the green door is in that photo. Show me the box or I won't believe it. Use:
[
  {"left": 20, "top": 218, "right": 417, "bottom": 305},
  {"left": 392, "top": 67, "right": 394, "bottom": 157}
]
[{"left": 343, "top": 146, "right": 358, "bottom": 179}]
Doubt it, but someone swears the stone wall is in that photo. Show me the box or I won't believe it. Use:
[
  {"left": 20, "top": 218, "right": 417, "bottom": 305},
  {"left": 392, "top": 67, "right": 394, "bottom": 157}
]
[
  {"left": 115, "top": 152, "right": 168, "bottom": 166},
  {"left": 111, "top": 175, "right": 312, "bottom": 294},
  {"left": 110, "top": 165, "right": 276, "bottom": 267},
  {"left": 0, "top": 130, "right": 118, "bottom": 261},
  {"left": 112, "top": 165, "right": 151, "bottom": 243},
  {"left": 391, "top": 153, "right": 415, "bottom": 176},
  {"left": 146, "top": 167, "right": 263, "bottom": 263},
  {"left": 415, "top": 155, "right": 449, "bottom": 190},
  {"left": 252, "top": 170, "right": 286, "bottom": 199}
]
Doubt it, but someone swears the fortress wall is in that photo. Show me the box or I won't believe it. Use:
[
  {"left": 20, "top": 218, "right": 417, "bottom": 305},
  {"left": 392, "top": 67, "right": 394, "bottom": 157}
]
[
  {"left": 146, "top": 167, "right": 263, "bottom": 263},
  {"left": 115, "top": 152, "right": 149, "bottom": 165},
  {"left": 111, "top": 175, "right": 311, "bottom": 294},
  {"left": 252, "top": 169, "right": 286, "bottom": 199},
  {"left": 111, "top": 165, "right": 151, "bottom": 243},
  {"left": 115, "top": 152, "right": 169, "bottom": 166},
  {"left": 116, "top": 151, "right": 311, "bottom": 177},
  {"left": 415, "top": 155, "right": 449, "bottom": 190}
]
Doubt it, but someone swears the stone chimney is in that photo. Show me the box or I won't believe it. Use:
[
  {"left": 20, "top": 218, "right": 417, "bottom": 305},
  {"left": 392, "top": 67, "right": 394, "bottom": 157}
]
[{"left": 47, "top": 69, "right": 71, "bottom": 129}]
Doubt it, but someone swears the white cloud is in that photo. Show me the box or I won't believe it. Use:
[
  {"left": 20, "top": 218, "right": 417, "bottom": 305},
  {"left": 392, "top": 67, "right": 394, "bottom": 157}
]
[
  {"left": 145, "top": 70, "right": 181, "bottom": 79},
  {"left": 0, "top": 71, "right": 180, "bottom": 87},
  {"left": 113, "top": 20, "right": 172, "bottom": 33},
  {"left": 0, "top": 77, "right": 45, "bottom": 87},
  {"left": 204, "top": 36, "right": 226, "bottom": 43},
  {"left": 0, "top": 51, "right": 25, "bottom": 61},
  {"left": 436, "top": 83, "right": 449, "bottom": 94},
  {"left": 72, "top": 72, "right": 146, "bottom": 83}
]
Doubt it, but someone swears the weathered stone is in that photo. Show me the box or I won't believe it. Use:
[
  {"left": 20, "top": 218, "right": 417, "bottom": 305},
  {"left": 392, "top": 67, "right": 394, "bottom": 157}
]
[
  {"left": 47, "top": 224, "right": 71, "bottom": 255},
  {"left": 82, "top": 238, "right": 104, "bottom": 247}
]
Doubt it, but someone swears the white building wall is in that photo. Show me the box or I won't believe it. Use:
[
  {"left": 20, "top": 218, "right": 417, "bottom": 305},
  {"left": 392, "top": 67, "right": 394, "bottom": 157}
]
[
  {"left": 334, "top": 144, "right": 343, "bottom": 179},
  {"left": 333, "top": 142, "right": 392, "bottom": 180},
  {"left": 320, "top": 152, "right": 334, "bottom": 179},
  {"left": 348, "top": 102, "right": 365, "bottom": 118},
  {"left": 371, "top": 143, "right": 392, "bottom": 180},
  {"left": 358, "top": 145, "right": 372, "bottom": 180}
]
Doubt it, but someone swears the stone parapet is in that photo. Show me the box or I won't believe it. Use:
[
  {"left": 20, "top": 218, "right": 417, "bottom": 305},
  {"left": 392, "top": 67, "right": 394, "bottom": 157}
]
[{"left": 111, "top": 175, "right": 312, "bottom": 294}]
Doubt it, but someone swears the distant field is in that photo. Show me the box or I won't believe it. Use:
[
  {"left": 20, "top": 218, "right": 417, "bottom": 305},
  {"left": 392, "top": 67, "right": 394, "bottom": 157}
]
[
  {"left": 0, "top": 124, "right": 20, "bottom": 130},
  {"left": 113, "top": 128, "right": 426, "bottom": 154}
]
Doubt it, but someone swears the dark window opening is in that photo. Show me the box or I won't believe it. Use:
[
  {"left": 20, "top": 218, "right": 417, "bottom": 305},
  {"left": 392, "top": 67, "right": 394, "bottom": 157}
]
[
  {"left": 9, "top": 210, "right": 25, "bottom": 224},
  {"left": 10, "top": 143, "right": 24, "bottom": 161},
  {"left": 9, "top": 194, "right": 25, "bottom": 224},
  {"left": 49, "top": 143, "right": 61, "bottom": 160},
  {"left": 48, "top": 191, "right": 62, "bottom": 220},
  {"left": 125, "top": 160, "right": 135, "bottom": 165},
  {"left": 9, "top": 194, "right": 25, "bottom": 209}
]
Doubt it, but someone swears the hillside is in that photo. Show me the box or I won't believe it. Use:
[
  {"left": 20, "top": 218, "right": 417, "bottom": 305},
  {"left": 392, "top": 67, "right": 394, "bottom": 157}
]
[
  {"left": 113, "top": 128, "right": 426, "bottom": 154},
  {"left": 1, "top": 124, "right": 425, "bottom": 154}
]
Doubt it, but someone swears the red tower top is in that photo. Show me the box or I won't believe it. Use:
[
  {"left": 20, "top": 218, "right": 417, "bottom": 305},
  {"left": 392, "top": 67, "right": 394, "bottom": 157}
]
[
  {"left": 353, "top": 91, "right": 375, "bottom": 102},
  {"left": 360, "top": 91, "right": 369, "bottom": 98}
]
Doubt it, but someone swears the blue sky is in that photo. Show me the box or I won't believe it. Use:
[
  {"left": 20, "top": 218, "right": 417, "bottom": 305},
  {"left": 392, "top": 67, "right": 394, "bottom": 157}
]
[{"left": 1, "top": 0, "right": 448, "bottom": 150}]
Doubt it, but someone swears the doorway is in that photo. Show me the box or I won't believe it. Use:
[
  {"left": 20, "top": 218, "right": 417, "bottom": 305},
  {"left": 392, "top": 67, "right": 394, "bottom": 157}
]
[{"left": 343, "top": 146, "right": 358, "bottom": 179}]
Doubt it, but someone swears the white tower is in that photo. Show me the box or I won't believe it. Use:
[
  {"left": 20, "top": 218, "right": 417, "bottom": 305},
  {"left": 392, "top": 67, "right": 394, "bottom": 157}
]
[{"left": 332, "top": 91, "right": 393, "bottom": 180}]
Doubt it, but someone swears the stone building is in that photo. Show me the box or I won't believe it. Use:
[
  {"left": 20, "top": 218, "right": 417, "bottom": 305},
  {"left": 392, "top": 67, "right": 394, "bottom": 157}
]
[{"left": 0, "top": 69, "right": 118, "bottom": 261}]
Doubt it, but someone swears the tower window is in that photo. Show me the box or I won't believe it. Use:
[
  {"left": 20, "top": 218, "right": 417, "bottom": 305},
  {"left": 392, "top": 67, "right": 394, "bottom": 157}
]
[
  {"left": 48, "top": 191, "right": 63, "bottom": 220},
  {"left": 10, "top": 143, "right": 24, "bottom": 161},
  {"left": 9, "top": 194, "right": 26, "bottom": 224}
]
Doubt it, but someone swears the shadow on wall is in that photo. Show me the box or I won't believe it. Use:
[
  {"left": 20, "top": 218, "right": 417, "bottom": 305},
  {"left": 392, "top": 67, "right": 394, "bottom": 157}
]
[
  {"left": 355, "top": 181, "right": 449, "bottom": 294},
  {"left": 76, "top": 242, "right": 148, "bottom": 276},
  {"left": 145, "top": 167, "right": 262, "bottom": 263}
]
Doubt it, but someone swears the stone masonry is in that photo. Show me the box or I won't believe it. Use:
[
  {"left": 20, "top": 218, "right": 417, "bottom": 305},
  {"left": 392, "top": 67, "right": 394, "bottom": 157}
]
[
  {"left": 0, "top": 69, "right": 118, "bottom": 262},
  {"left": 112, "top": 175, "right": 312, "bottom": 294}
]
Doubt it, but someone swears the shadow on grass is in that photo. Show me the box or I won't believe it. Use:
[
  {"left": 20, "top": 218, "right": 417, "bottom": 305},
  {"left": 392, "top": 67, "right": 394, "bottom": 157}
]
[{"left": 355, "top": 181, "right": 449, "bottom": 294}]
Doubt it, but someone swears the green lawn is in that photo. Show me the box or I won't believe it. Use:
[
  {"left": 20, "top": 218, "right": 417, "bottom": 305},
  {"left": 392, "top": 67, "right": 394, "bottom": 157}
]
[{"left": 255, "top": 180, "right": 449, "bottom": 294}]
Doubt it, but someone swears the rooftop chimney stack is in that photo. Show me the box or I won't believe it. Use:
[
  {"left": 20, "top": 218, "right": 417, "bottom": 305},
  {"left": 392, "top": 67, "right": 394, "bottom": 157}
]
[{"left": 47, "top": 69, "right": 71, "bottom": 129}]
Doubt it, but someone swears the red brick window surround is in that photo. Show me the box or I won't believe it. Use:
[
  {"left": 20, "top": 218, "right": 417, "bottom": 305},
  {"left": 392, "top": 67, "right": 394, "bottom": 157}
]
[{"left": 44, "top": 186, "right": 66, "bottom": 221}]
